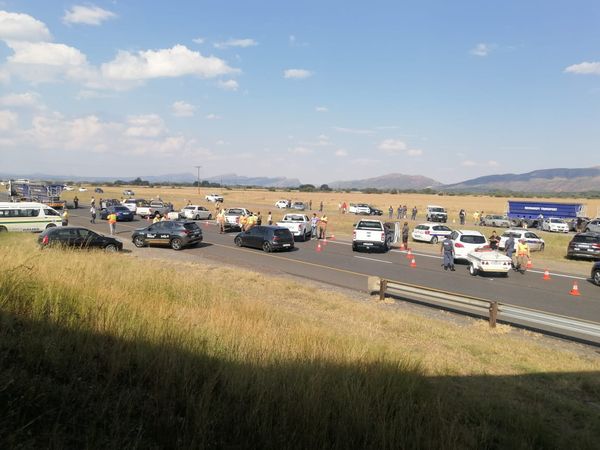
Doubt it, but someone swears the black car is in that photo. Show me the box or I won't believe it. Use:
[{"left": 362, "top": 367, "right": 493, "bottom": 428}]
[
  {"left": 567, "top": 232, "right": 600, "bottom": 260},
  {"left": 368, "top": 206, "right": 383, "bottom": 216},
  {"left": 234, "top": 226, "right": 294, "bottom": 252},
  {"left": 592, "top": 261, "right": 600, "bottom": 286},
  {"left": 38, "top": 227, "right": 122, "bottom": 252},
  {"left": 132, "top": 220, "right": 202, "bottom": 250},
  {"left": 100, "top": 205, "right": 135, "bottom": 221},
  {"left": 94, "top": 187, "right": 104, "bottom": 193}
]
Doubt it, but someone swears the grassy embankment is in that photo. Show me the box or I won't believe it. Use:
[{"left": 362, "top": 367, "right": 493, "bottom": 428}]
[
  {"left": 2, "top": 233, "right": 600, "bottom": 448},
  {"left": 66, "top": 186, "right": 600, "bottom": 271}
]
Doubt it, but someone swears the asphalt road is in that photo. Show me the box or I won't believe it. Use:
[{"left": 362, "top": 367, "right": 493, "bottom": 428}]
[{"left": 63, "top": 208, "right": 600, "bottom": 327}]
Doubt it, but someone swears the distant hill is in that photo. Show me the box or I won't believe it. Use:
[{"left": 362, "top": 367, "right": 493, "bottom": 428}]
[
  {"left": 442, "top": 167, "right": 600, "bottom": 193},
  {"left": 329, "top": 173, "right": 441, "bottom": 190},
  {"left": 205, "top": 173, "right": 300, "bottom": 188}
]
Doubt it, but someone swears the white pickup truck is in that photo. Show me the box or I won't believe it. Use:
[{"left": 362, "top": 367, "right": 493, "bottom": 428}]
[
  {"left": 352, "top": 220, "right": 391, "bottom": 252},
  {"left": 223, "top": 207, "right": 251, "bottom": 231},
  {"left": 466, "top": 248, "right": 512, "bottom": 277},
  {"left": 276, "top": 213, "right": 311, "bottom": 241},
  {"left": 136, "top": 201, "right": 173, "bottom": 218}
]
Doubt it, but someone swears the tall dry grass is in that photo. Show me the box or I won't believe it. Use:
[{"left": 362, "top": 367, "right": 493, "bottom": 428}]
[{"left": 2, "top": 233, "right": 599, "bottom": 448}]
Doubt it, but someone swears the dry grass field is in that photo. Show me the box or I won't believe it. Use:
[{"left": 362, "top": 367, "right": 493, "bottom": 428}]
[
  {"left": 65, "top": 185, "right": 600, "bottom": 273},
  {"left": 1, "top": 233, "right": 600, "bottom": 448}
]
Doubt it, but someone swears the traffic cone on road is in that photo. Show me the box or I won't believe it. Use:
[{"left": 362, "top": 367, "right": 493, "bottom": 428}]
[
  {"left": 526, "top": 259, "right": 533, "bottom": 269},
  {"left": 406, "top": 248, "right": 413, "bottom": 259},
  {"left": 543, "top": 269, "right": 551, "bottom": 280},
  {"left": 570, "top": 282, "right": 581, "bottom": 296},
  {"left": 410, "top": 258, "right": 417, "bottom": 268}
]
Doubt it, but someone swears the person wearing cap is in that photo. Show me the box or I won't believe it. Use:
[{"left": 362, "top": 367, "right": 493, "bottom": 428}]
[{"left": 516, "top": 238, "right": 530, "bottom": 273}]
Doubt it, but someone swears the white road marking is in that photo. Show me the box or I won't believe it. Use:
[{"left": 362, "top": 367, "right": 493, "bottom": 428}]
[
  {"left": 353, "top": 255, "right": 393, "bottom": 264},
  {"left": 528, "top": 269, "right": 587, "bottom": 281}
]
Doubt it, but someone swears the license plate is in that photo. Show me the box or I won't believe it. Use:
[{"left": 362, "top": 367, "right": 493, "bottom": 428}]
[
  {"left": 363, "top": 243, "right": 373, "bottom": 246},
  {"left": 283, "top": 244, "right": 291, "bottom": 247}
]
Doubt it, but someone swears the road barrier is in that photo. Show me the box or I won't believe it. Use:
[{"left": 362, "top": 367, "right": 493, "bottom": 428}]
[{"left": 369, "top": 277, "right": 600, "bottom": 344}]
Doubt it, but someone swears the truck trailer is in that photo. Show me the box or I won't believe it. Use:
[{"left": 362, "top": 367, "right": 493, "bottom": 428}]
[
  {"left": 507, "top": 200, "right": 585, "bottom": 228},
  {"left": 8, "top": 181, "right": 65, "bottom": 209}
]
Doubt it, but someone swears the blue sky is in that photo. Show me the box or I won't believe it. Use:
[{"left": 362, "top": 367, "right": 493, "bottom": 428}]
[{"left": 1, "top": 1, "right": 599, "bottom": 184}]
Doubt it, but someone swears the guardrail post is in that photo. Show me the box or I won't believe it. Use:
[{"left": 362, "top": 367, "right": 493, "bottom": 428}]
[
  {"left": 489, "top": 302, "right": 498, "bottom": 328},
  {"left": 379, "top": 279, "right": 387, "bottom": 301}
]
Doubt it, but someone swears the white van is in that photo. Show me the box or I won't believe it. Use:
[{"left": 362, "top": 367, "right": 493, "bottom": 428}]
[{"left": 0, "top": 202, "right": 63, "bottom": 232}]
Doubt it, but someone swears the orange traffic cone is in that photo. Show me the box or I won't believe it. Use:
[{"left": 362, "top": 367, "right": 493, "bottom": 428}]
[
  {"left": 526, "top": 259, "right": 533, "bottom": 269},
  {"left": 406, "top": 248, "right": 413, "bottom": 259},
  {"left": 570, "top": 281, "right": 581, "bottom": 296},
  {"left": 543, "top": 269, "right": 551, "bottom": 280},
  {"left": 410, "top": 258, "right": 417, "bottom": 268}
]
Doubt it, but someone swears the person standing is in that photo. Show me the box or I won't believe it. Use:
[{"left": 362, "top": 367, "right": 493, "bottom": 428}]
[
  {"left": 396, "top": 205, "right": 401, "bottom": 220},
  {"left": 440, "top": 235, "right": 455, "bottom": 271},
  {"left": 388, "top": 206, "right": 393, "bottom": 219},
  {"left": 488, "top": 230, "right": 499, "bottom": 250},
  {"left": 73, "top": 196, "right": 79, "bottom": 209},
  {"left": 91, "top": 196, "right": 95, "bottom": 208},
  {"left": 411, "top": 206, "right": 417, "bottom": 221},
  {"left": 401, "top": 222, "right": 409, "bottom": 250},
  {"left": 309, "top": 200, "right": 312, "bottom": 210},
  {"left": 256, "top": 211, "right": 262, "bottom": 225},
  {"left": 61, "top": 207, "right": 69, "bottom": 226},
  {"left": 90, "top": 205, "right": 96, "bottom": 224},
  {"left": 473, "top": 210, "right": 480, "bottom": 226},
  {"left": 267, "top": 211, "right": 273, "bottom": 225},
  {"left": 318, "top": 214, "right": 328, "bottom": 239},
  {"left": 505, "top": 234, "right": 516, "bottom": 268},
  {"left": 319, "top": 201, "right": 323, "bottom": 212},
  {"left": 108, "top": 211, "right": 117, "bottom": 236},
  {"left": 403, "top": 205, "right": 408, "bottom": 219},
  {"left": 310, "top": 213, "right": 319, "bottom": 238},
  {"left": 459, "top": 209, "right": 466, "bottom": 225},
  {"left": 217, "top": 209, "right": 225, "bottom": 233},
  {"left": 515, "top": 238, "right": 530, "bottom": 274}
]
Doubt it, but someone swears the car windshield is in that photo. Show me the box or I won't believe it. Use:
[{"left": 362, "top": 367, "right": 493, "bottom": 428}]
[
  {"left": 461, "top": 235, "right": 486, "bottom": 244},
  {"left": 183, "top": 206, "right": 195, "bottom": 210},
  {"left": 114, "top": 206, "right": 129, "bottom": 212},
  {"left": 44, "top": 208, "right": 59, "bottom": 216},
  {"left": 274, "top": 229, "right": 292, "bottom": 237},
  {"left": 430, "top": 207, "right": 445, "bottom": 212},
  {"left": 285, "top": 215, "right": 305, "bottom": 221},
  {"left": 415, "top": 225, "right": 429, "bottom": 230},
  {"left": 183, "top": 223, "right": 200, "bottom": 231},
  {"left": 550, "top": 219, "right": 564, "bottom": 223},
  {"left": 228, "top": 209, "right": 245, "bottom": 215},
  {"left": 572, "top": 235, "right": 600, "bottom": 243},
  {"left": 357, "top": 221, "right": 383, "bottom": 230}
]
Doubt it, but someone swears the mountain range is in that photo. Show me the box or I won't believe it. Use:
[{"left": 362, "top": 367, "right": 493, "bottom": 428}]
[{"left": 328, "top": 173, "right": 441, "bottom": 190}]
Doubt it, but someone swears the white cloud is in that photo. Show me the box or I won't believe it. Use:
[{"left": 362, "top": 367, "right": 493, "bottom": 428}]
[
  {"left": 332, "top": 126, "right": 373, "bottom": 135},
  {"left": 0, "top": 92, "right": 42, "bottom": 108},
  {"left": 214, "top": 38, "right": 257, "bottom": 49},
  {"left": 218, "top": 79, "right": 239, "bottom": 91},
  {"left": 192, "top": 37, "right": 205, "bottom": 44},
  {"left": 351, "top": 158, "right": 380, "bottom": 166},
  {"left": 470, "top": 43, "right": 491, "bottom": 57},
  {"left": 63, "top": 5, "right": 117, "bottom": 26},
  {"left": 487, "top": 160, "right": 499, "bottom": 167},
  {"left": 288, "top": 146, "right": 313, "bottom": 155},
  {"left": 125, "top": 114, "right": 166, "bottom": 138},
  {"left": 334, "top": 149, "right": 348, "bottom": 157},
  {"left": 0, "top": 10, "right": 51, "bottom": 41},
  {"left": 378, "top": 139, "right": 407, "bottom": 153},
  {"left": 283, "top": 69, "right": 313, "bottom": 79},
  {"left": 406, "top": 148, "right": 423, "bottom": 157},
  {"left": 171, "top": 100, "right": 195, "bottom": 117},
  {"left": 7, "top": 40, "right": 87, "bottom": 66},
  {"left": 315, "top": 106, "right": 328, "bottom": 112},
  {"left": 0, "top": 110, "right": 18, "bottom": 130},
  {"left": 460, "top": 159, "right": 499, "bottom": 167},
  {"left": 205, "top": 113, "right": 221, "bottom": 120},
  {"left": 0, "top": 68, "right": 10, "bottom": 84},
  {"left": 461, "top": 160, "right": 477, "bottom": 167},
  {"left": 101, "top": 45, "right": 238, "bottom": 81},
  {"left": 564, "top": 61, "right": 600, "bottom": 75}
]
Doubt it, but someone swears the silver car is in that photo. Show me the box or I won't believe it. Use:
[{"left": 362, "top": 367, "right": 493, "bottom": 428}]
[
  {"left": 483, "top": 214, "right": 511, "bottom": 228},
  {"left": 586, "top": 218, "right": 600, "bottom": 233},
  {"left": 498, "top": 228, "right": 545, "bottom": 252}
]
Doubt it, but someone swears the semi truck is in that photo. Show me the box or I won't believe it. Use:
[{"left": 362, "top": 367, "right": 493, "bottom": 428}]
[
  {"left": 7, "top": 180, "right": 65, "bottom": 209},
  {"left": 507, "top": 200, "right": 585, "bottom": 228}
]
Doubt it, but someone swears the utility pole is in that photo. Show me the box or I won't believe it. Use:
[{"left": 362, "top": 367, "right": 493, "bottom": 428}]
[{"left": 194, "top": 165, "right": 202, "bottom": 195}]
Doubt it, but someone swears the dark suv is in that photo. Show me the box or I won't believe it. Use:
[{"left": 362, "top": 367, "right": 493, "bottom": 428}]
[
  {"left": 132, "top": 221, "right": 203, "bottom": 250},
  {"left": 234, "top": 226, "right": 294, "bottom": 252},
  {"left": 38, "top": 227, "right": 122, "bottom": 252},
  {"left": 567, "top": 232, "right": 600, "bottom": 260}
]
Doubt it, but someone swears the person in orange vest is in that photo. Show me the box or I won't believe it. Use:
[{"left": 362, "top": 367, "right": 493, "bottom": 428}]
[
  {"left": 318, "top": 214, "right": 328, "bottom": 239},
  {"left": 107, "top": 211, "right": 117, "bottom": 235},
  {"left": 515, "top": 238, "right": 530, "bottom": 274},
  {"left": 239, "top": 214, "right": 248, "bottom": 231}
]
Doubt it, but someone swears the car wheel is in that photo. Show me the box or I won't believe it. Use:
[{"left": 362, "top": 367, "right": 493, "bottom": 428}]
[
  {"left": 586, "top": 228, "right": 591, "bottom": 233},
  {"left": 469, "top": 264, "right": 478, "bottom": 276},
  {"left": 234, "top": 237, "right": 243, "bottom": 247},
  {"left": 133, "top": 236, "right": 145, "bottom": 248},
  {"left": 194, "top": 215, "right": 200, "bottom": 220},
  {"left": 208, "top": 214, "right": 212, "bottom": 220},
  {"left": 431, "top": 236, "right": 438, "bottom": 244},
  {"left": 45, "top": 223, "right": 56, "bottom": 229},
  {"left": 352, "top": 244, "right": 358, "bottom": 252},
  {"left": 170, "top": 238, "right": 183, "bottom": 250},
  {"left": 0, "top": 226, "right": 7, "bottom": 233},
  {"left": 593, "top": 270, "right": 600, "bottom": 286},
  {"left": 540, "top": 243, "right": 545, "bottom": 252},
  {"left": 382, "top": 244, "right": 389, "bottom": 253},
  {"left": 262, "top": 242, "right": 272, "bottom": 253},
  {"left": 104, "top": 244, "right": 118, "bottom": 252}
]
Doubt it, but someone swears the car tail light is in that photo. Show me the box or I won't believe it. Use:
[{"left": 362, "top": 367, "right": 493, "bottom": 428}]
[
  {"left": 455, "top": 242, "right": 464, "bottom": 248},
  {"left": 425, "top": 230, "right": 430, "bottom": 234},
  {"left": 593, "top": 243, "right": 600, "bottom": 249},
  {"left": 273, "top": 235, "right": 280, "bottom": 241},
  {"left": 380, "top": 232, "right": 385, "bottom": 242},
  {"left": 353, "top": 231, "right": 356, "bottom": 239},
  {"left": 181, "top": 229, "right": 190, "bottom": 235},
  {"left": 42, "top": 235, "right": 49, "bottom": 245}
]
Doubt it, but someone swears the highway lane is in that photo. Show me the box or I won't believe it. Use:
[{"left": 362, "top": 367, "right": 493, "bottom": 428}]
[{"left": 64, "top": 209, "right": 600, "bottom": 324}]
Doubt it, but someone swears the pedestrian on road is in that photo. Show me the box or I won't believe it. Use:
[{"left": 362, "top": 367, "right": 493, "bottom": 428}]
[
  {"left": 388, "top": 206, "right": 393, "bottom": 219},
  {"left": 440, "top": 235, "right": 455, "bottom": 271},
  {"left": 217, "top": 209, "right": 225, "bottom": 233},
  {"left": 90, "top": 205, "right": 96, "bottom": 224},
  {"left": 91, "top": 196, "right": 95, "bottom": 208},
  {"left": 108, "top": 211, "right": 117, "bottom": 236},
  {"left": 411, "top": 206, "right": 417, "bottom": 221},
  {"left": 310, "top": 213, "right": 319, "bottom": 238},
  {"left": 267, "top": 211, "right": 272, "bottom": 225},
  {"left": 401, "top": 222, "right": 409, "bottom": 250},
  {"left": 505, "top": 234, "right": 516, "bottom": 268},
  {"left": 515, "top": 238, "right": 530, "bottom": 274},
  {"left": 488, "top": 230, "right": 499, "bottom": 250},
  {"left": 73, "top": 196, "right": 79, "bottom": 209},
  {"left": 318, "top": 215, "right": 328, "bottom": 239},
  {"left": 61, "top": 207, "right": 69, "bottom": 226}
]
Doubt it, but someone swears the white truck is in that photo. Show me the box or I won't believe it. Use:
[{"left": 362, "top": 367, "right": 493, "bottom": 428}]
[
  {"left": 352, "top": 220, "right": 391, "bottom": 252},
  {"left": 136, "top": 201, "right": 173, "bottom": 218},
  {"left": 465, "top": 248, "right": 512, "bottom": 277},
  {"left": 223, "top": 207, "right": 251, "bottom": 231},
  {"left": 276, "top": 213, "right": 312, "bottom": 241}
]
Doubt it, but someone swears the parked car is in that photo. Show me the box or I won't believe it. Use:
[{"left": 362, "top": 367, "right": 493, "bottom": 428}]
[
  {"left": 498, "top": 229, "right": 545, "bottom": 252},
  {"left": 123, "top": 189, "right": 135, "bottom": 196},
  {"left": 38, "top": 226, "right": 122, "bottom": 252},
  {"left": 482, "top": 214, "right": 511, "bottom": 228},
  {"left": 567, "top": 232, "right": 600, "bottom": 260},
  {"left": 348, "top": 203, "right": 371, "bottom": 215},
  {"left": 449, "top": 230, "right": 488, "bottom": 261},
  {"left": 63, "top": 185, "right": 75, "bottom": 191},
  {"left": 592, "top": 261, "right": 600, "bottom": 286},
  {"left": 100, "top": 205, "right": 134, "bottom": 221},
  {"left": 275, "top": 200, "right": 290, "bottom": 209},
  {"left": 223, "top": 207, "right": 252, "bottom": 231},
  {"left": 412, "top": 223, "right": 453, "bottom": 244},
  {"left": 180, "top": 205, "right": 212, "bottom": 220},
  {"left": 541, "top": 217, "right": 569, "bottom": 233},
  {"left": 121, "top": 198, "right": 146, "bottom": 213},
  {"left": 291, "top": 201, "right": 306, "bottom": 211},
  {"left": 568, "top": 217, "right": 590, "bottom": 232},
  {"left": 94, "top": 187, "right": 104, "bottom": 193},
  {"left": 205, "top": 193, "right": 224, "bottom": 202},
  {"left": 367, "top": 206, "right": 383, "bottom": 216},
  {"left": 425, "top": 205, "right": 447, "bottom": 223},
  {"left": 132, "top": 221, "right": 203, "bottom": 250},
  {"left": 276, "top": 214, "right": 311, "bottom": 241},
  {"left": 352, "top": 220, "right": 392, "bottom": 252},
  {"left": 78, "top": 187, "right": 87, "bottom": 192},
  {"left": 586, "top": 218, "right": 600, "bottom": 233},
  {"left": 234, "top": 226, "right": 295, "bottom": 252}
]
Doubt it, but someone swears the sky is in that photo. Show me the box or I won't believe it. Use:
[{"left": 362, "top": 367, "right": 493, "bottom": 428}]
[{"left": 0, "top": 1, "right": 599, "bottom": 184}]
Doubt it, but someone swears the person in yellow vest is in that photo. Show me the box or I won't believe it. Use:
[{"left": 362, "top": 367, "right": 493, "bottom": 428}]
[
  {"left": 61, "top": 206, "right": 69, "bottom": 226},
  {"left": 107, "top": 211, "right": 117, "bottom": 236},
  {"left": 472, "top": 210, "right": 479, "bottom": 226},
  {"left": 515, "top": 238, "right": 530, "bottom": 274},
  {"left": 239, "top": 214, "right": 247, "bottom": 232},
  {"left": 152, "top": 212, "right": 161, "bottom": 224},
  {"left": 318, "top": 214, "right": 328, "bottom": 239},
  {"left": 245, "top": 214, "right": 256, "bottom": 231},
  {"left": 216, "top": 209, "right": 225, "bottom": 233}
]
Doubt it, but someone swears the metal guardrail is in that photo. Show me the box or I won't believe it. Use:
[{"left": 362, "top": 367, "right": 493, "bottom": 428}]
[{"left": 370, "top": 277, "right": 600, "bottom": 343}]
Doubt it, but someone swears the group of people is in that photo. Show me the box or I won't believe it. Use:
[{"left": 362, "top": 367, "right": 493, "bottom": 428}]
[
  {"left": 310, "top": 213, "right": 329, "bottom": 239},
  {"left": 215, "top": 208, "right": 265, "bottom": 234},
  {"left": 388, "top": 205, "right": 418, "bottom": 221}
]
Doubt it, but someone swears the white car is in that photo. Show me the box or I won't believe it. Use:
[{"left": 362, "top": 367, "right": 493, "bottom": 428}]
[
  {"left": 586, "top": 219, "right": 600, "bottom": 233},
  {"left": 348, "top": 203, "right": 371, "bottom": 215},
  {"left": 78, "top": 187, "right": 87, "bottom": 192},
  {"left": 275, "top": 200, "right": 290, "bottom": 208},
  {"left": 541, "top": 218, "right": 569, "bottom": 233},
  {"left": 498, "top": 229, "right": 545, "bottom": 252},
  {"left": 180, "top": 205, "right": 212, "bottom": 220},
  {"left": 412, "top": 223, "right": 453, "bottom": 244},
  {"left": 63, "top": 185, "right": 75, "bottom": 191},
  {"left": 449, "top": 230, "right": 488, "bottom": 261},
  {"left": 205, "top": 193, "right": 224, "bottom": 202},
  {"left": 121, "top": 198, "right": 141, "bottom": 213}
]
